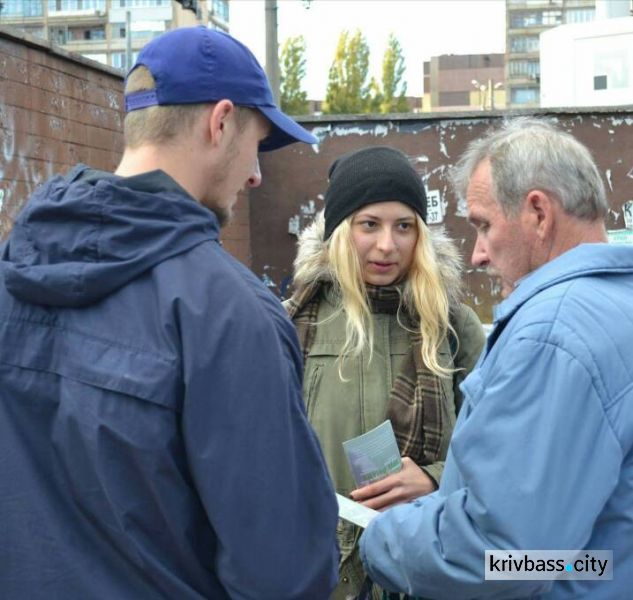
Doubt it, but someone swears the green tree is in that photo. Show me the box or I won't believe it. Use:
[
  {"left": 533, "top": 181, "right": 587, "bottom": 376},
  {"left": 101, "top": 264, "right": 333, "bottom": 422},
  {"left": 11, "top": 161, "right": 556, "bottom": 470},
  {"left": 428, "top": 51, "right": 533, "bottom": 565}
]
[
  {"left": 323, "top": 30, "right": 372, "bottom": 114},
  {"left": 366, "top": 76, "right": 383, "bottom": 114},
  {"left": 280, "top": 35, "right": 309, "bottom": 115},
  {"left": 380, "top": 33, "right": 409, "bottom": 113}
]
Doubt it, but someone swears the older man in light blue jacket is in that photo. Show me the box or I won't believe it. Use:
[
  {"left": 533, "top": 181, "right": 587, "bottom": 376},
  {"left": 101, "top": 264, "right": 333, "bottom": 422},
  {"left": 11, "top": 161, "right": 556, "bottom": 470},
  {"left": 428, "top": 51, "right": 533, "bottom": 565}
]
[{"left": 360, "top": 118, "right": 633, "bottom": 599}]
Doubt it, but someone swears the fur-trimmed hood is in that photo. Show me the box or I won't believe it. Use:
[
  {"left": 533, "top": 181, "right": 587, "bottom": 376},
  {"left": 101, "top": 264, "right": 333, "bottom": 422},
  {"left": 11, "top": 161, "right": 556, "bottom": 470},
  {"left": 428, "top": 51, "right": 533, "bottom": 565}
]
[{"left": 290, "top": 210, "right": 464, "bottom": 309}]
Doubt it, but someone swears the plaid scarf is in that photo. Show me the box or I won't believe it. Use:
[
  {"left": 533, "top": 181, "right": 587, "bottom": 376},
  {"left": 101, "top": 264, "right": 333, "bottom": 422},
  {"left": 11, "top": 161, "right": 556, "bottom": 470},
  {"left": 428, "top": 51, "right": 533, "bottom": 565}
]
[{"left": 286, "top": 281, "right": 445, "bottom": 467}]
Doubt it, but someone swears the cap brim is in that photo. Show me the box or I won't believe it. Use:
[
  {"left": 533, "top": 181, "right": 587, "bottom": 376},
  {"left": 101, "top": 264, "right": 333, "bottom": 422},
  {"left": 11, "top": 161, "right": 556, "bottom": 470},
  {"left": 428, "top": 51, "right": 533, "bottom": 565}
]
[{"left": 257, "top": 105, "right": 318, "bottom": 152}]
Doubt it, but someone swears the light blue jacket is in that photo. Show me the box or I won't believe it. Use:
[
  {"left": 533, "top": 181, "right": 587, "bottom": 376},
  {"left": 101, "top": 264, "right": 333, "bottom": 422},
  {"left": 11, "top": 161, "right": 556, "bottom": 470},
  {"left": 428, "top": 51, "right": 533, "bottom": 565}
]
[{"left": 360, "top": 243, "right": 633, "bottom": 599}]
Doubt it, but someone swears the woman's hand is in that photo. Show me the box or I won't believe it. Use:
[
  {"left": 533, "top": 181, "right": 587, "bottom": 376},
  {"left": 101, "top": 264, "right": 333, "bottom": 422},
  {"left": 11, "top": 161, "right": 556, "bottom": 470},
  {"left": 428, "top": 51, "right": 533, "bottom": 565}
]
[{"left": 349, "top": 457, "right": 437, "bottom": 511}]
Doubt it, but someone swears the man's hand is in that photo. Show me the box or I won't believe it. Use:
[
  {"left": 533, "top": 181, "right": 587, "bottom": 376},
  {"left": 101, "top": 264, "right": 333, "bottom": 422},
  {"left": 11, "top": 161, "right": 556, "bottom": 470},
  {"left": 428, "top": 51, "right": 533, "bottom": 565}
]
[{"left": 349, "top": 457, "right": 437, "bottom": 511}]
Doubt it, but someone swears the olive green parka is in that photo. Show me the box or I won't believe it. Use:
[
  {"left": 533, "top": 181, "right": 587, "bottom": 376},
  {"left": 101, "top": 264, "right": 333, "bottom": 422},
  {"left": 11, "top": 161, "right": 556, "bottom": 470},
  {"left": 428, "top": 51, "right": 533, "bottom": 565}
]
[{"left": 285, "top": 212, "right": 485, "bottom": 600}]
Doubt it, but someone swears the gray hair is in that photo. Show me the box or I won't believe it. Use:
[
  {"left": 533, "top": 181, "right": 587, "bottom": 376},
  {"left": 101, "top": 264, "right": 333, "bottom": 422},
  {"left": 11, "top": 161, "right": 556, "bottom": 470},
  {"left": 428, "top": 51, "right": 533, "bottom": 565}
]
[{"left": 451, "top": 117, "right": 608, "bottom": 220}]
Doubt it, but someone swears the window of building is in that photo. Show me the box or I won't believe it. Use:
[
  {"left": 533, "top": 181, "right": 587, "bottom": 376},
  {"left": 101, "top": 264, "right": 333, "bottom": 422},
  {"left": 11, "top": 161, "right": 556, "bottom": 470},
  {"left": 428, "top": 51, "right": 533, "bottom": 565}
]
[
  {"left": 111, "top": 23, "right": 126, "bottom": 38},
  {"left": 111, "top": 52, "right": 126, "bottom": 69},
  {"left": 542, "top": 10, "right": 562, "bottom": 25},
  {"left": 511, "top": 10, "right": 562, "bottom": 28},
  {"left": 48, "top": 1, "right": 106, "bottom": 12},
  {"left": 510, "top": 87, "right": 539, "bottom": 104},
  {"left": 49, "top": 26, "right": 68, "bottom": 44},
  {"left": 511, "top": 11, "right": 539, "bottom": 28},
  {"left": 565, "top": 8, "right": 595, "bottom": 23},
  {"left": 3, "top": 0, "right": 44, "bottom": 16},
  {"left": 509, "top": 59, "right": 540, "bottom": 77},
  {"left": 87, "top": 27, "right": 105, "bottom": 40},
  {"left": 130, "top": 24, "right": 164, "bottom": 40},
  {"left": 110, "top": 51, "right": 139, "bottom": 70},
  {"left": 82, "top": 0, "right": 106, "bottom": 8},
  {"left": 594, "top": 75, "right": 607, "bottom": 90},
  {"left": 211, "top": 0, "right": 229, "bottom": 22},
  {"left": 119, "top": 0, "right": 167, "bottom": 7},
  {"left": 510, "top": 36, "right": 539, "bottom": 53},
  {"left": 48, "top": 0, "right": 72, "bottom": 12},
  {"left": 65, "top": 26, "right": 105, "bottom": 41},
  {"left": 509, "top": 0, "right": 561, "bottom": 4}
]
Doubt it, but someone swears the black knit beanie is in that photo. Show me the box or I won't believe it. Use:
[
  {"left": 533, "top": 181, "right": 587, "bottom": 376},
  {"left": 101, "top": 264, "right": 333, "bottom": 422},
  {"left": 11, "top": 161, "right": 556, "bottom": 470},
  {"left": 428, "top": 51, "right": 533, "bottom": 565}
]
[{"left": 323, "top": 146, "right": 427, "bottom": 240}]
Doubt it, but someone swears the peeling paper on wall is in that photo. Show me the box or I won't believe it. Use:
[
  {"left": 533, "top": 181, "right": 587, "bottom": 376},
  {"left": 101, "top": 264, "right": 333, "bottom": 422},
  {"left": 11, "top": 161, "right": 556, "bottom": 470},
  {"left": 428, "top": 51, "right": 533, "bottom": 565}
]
[
  {"left": 310, "top": 125, "right": 332, "bottom": 153},
  {"left": 310, "top": 123, "right": 392, "bottom": 152},
  {"left": 610, "top": 117, "right": 633, "bottom": 126},
  {"left": 439, "top": 140, "right": 449, "bottom": 158},
  {"left": 623, "top": 200, "right": 633, "bottom": 230}
]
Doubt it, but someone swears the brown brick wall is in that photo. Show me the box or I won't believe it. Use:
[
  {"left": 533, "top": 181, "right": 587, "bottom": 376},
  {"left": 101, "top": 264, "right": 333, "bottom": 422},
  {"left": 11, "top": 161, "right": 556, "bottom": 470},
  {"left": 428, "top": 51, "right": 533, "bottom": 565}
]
[
  {"left": 254, "top": 110, "right": 633, "bottom": 323},
  {"left": 0, "top": 27, "right": 124, "bottom": 239}
]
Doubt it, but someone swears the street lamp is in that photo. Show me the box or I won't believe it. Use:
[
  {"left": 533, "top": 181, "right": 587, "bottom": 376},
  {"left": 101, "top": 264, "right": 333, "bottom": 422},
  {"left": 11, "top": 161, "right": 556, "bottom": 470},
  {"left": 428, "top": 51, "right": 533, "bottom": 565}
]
[
  {"left": 471, "top": 79, "right": 486, "bottom": 110},
  {"left": 471, "top": 78, "right": 503, "bottom": 110}
]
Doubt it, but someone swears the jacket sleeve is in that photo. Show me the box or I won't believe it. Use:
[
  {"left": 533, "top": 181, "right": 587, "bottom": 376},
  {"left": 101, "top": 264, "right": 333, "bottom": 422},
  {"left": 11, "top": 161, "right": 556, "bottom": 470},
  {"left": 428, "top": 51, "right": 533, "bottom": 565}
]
[
  {"left": 420, "top": 461, "right": 444, "bottom": 488},
  {"left": 359, "top": 336, "right": 621, "bottom": 599},
  {"left": 452, "top": 303, "right": 486, "bottom": 414},
  {"left": 179, "top": 266, "right": 339, "bottom": 599}
]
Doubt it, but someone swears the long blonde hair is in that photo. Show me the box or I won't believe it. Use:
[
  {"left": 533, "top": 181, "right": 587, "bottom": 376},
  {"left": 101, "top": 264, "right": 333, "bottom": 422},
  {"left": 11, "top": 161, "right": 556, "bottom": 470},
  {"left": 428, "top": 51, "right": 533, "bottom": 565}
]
[{"left": 328, "top": 213, "right": 455, "bottom": 377}]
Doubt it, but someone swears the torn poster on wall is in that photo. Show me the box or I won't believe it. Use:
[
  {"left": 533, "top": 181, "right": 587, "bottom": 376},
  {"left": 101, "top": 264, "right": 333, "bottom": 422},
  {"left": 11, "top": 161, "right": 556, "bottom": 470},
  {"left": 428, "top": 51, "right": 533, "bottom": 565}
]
[{"left": 426, "top": 189, "right": 445, "bottom": 225}]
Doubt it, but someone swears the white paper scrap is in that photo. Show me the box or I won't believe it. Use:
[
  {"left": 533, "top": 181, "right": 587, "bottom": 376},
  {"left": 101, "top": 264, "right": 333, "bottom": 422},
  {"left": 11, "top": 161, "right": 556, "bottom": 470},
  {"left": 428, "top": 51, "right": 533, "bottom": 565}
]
[{"left": 336, "top": 493, "right": 379, "bottom": 529}]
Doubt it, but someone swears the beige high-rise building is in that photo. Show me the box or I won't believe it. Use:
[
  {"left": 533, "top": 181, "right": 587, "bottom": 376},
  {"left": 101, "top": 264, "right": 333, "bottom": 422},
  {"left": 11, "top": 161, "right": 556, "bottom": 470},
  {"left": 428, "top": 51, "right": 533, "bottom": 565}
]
[
  {"left": 506, "top": 0, "right": 596, "bottom": 107},
  {"left": 0, "top": 0, "right": 229, "bottom": 71}
]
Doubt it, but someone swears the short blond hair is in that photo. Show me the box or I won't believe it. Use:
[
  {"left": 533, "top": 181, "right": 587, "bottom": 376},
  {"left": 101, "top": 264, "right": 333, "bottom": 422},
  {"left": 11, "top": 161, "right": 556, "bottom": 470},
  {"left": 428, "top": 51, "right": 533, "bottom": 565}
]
[{"left": 123, "top": 66, "right": 208, "bottom": 148}]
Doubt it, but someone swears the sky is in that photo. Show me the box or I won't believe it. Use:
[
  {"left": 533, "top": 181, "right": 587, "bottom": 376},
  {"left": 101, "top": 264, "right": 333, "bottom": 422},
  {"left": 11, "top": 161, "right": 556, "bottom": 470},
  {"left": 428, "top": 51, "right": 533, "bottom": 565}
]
[{"left": 230, "top": 0, "right": 507, "bottom": 100}]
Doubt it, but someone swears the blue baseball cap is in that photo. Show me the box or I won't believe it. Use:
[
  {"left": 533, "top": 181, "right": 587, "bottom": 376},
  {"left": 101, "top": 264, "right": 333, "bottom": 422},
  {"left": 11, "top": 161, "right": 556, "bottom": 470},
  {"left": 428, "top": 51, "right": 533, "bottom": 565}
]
[{"left": 124, "top": 26, "right": 317, "bottom": 152}]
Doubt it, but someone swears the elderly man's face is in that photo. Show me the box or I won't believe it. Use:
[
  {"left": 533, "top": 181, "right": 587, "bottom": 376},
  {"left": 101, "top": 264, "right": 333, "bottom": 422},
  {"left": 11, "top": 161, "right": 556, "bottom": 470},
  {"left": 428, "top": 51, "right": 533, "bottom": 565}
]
[{"left": 466, "top": 159, "right": 535, "bottom": 299}]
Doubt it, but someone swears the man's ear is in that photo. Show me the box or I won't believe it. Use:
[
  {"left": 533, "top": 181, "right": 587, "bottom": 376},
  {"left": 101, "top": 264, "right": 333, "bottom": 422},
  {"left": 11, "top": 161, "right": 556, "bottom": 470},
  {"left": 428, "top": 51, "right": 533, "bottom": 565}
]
[
  {"left": 524, "top": 189, "right": 556, "bottom": 241},
  {"left": 208, "top": 99, "right": 235, "bottom": 147}
]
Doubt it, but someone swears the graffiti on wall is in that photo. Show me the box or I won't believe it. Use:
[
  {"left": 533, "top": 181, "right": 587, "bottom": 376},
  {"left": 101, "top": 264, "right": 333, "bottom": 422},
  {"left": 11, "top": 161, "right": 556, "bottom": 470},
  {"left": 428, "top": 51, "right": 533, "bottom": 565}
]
[{"left": 0, "top": 100, "right": 55, "bottom": 239}]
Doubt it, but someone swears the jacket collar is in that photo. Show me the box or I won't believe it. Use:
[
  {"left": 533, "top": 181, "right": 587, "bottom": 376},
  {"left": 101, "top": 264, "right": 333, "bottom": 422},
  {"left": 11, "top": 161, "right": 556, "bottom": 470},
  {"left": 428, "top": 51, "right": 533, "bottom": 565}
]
[
  {"left": 290, "top": 210, "right": 465, "bottom": 310},
  {"left": 493, "top": 243, "right": 633, "bottom": 326}
]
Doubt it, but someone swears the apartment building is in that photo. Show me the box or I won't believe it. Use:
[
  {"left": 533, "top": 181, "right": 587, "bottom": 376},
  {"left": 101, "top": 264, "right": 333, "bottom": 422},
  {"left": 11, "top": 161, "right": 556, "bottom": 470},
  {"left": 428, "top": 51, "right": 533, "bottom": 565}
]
[
  {"left": 0, "top": 0, "right": 229, "bottom": 71},
  {"left": 506, "top": 0, "right": 596, "bottom": 107},
  {"left": 422, "top": 53, "right": 506, "bottom": 113}
]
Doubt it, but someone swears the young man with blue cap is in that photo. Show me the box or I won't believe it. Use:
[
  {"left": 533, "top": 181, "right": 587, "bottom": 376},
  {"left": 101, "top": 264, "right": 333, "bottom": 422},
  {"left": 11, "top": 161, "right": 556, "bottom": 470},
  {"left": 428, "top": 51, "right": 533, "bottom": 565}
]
[{"left": 0, "top": 27, "right": 338, "bottom": 599}]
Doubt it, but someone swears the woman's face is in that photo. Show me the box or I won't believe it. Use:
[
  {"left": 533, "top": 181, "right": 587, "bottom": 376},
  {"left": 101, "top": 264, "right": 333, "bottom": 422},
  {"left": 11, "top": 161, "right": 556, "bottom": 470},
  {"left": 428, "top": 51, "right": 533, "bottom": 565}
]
[{"left": 350, "top": 201, "right": 418, "bottom": 286}]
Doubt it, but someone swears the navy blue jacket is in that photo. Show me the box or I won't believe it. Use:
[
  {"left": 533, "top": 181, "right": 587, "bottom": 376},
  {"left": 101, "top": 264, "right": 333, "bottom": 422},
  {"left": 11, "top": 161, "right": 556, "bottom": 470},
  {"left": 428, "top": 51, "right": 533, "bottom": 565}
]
[{"left": 0, "top": 166, "right": 339, "bottom": 599}]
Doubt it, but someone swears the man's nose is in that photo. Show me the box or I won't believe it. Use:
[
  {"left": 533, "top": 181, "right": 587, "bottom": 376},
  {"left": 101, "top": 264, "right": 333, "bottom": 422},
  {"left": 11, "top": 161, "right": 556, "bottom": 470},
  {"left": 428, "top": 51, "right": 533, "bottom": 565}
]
[
  {"left": 471, "top": 235, "right": 489, "bottom": 267},
  {"left": 247, "top": 158, "right": 262, "bottom": 188}
]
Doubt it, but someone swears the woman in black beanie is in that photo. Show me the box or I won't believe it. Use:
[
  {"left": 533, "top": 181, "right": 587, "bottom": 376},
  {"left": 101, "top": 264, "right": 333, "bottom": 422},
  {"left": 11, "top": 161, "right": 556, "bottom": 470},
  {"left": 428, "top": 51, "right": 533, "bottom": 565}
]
[{"left": 285, "top": 146, "right": 485, "bottom": 600}]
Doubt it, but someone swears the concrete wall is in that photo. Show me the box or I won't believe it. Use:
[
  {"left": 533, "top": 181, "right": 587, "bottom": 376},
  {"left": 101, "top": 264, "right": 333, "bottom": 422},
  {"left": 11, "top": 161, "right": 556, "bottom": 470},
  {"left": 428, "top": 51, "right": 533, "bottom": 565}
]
[
  {"left": 0, "top": 26, "right": 251, "bottom": 263},
  {"left": 256, "top": 109, "right": 633, "bottom": 323}
]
